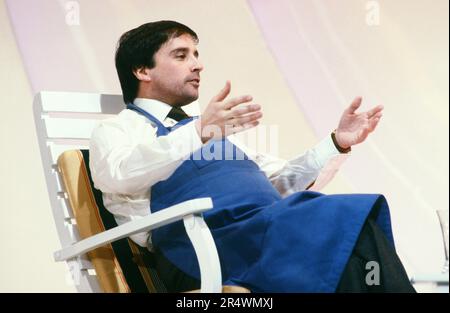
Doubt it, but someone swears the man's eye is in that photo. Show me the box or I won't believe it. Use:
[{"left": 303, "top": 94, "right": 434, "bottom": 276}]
[{"left": 176, "top": 54, "right": 186, "bottom": 59}]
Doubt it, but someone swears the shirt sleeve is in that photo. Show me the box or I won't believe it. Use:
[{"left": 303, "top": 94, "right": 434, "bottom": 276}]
[
  {"left": 89, "top": 111, "right": 203, "bottom": 195},
  {"left": 229, "top": 134, "right": 349, "bottom": 197}
]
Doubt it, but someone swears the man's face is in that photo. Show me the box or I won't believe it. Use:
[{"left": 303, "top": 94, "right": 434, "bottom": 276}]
[{"left": 148, "top": 33, "right": 203, "bottom": 106}]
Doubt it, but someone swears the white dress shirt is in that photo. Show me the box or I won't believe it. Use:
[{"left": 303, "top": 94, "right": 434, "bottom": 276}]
[{"left": 89, "top": 98, "right": 349, "bottom": 247}]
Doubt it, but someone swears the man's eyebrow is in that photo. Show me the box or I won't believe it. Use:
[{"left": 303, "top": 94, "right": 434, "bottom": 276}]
[{"left": 170, "top": 47, "right": 199, "bottom": 57}]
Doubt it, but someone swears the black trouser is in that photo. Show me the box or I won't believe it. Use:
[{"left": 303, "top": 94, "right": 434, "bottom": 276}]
[
  {"left": 336, "top": 218, "right": 415, "bottom": 292},
  {"left": 154, "top": 218, "right": 416, "bottom": 293}
]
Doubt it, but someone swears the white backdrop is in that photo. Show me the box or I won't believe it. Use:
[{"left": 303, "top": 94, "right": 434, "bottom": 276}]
[{"left": 1, "top": 0, "right": 448, "bottom": 291}]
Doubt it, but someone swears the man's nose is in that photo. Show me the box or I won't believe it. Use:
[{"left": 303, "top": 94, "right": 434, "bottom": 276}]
[{"left": 191, "top": 58, "right": 204, "bottom": 72}]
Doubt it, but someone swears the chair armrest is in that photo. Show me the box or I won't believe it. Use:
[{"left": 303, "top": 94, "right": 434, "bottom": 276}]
[
  {"left": 55, "top": 197, "right": 223, "bottom": 292},
  {"left": 54, "top": 197, "right": 223, "bottom": 292},
  {"left": 54, "top": 197, "right": 213, "bottom": 261}
]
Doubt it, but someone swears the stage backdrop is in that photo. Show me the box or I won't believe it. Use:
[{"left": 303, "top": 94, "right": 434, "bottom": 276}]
[{"left": 1, "top": 0, "right": 448, "bottom": 291}]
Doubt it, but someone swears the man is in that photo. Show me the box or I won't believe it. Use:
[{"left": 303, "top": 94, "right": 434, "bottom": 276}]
[{"left": 90, "top": 20, "right": 415, "bottom": 292}]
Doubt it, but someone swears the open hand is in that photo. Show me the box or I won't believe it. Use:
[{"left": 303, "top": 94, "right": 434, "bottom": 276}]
[
  {"left": 335, "top": 97, "right": 383, "bottom": 149},
  {"left": 196, "top": 81, "right": 262, "bottom": 143}
]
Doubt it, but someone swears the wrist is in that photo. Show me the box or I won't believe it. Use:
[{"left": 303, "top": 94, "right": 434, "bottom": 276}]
[{"left": 331, "top": 130, "right": 351, "bottom": 153}]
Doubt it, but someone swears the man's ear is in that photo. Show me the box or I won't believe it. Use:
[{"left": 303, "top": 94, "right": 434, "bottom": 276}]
[{"left": 132, "top": 66, "right": 151, "bottom": 82}]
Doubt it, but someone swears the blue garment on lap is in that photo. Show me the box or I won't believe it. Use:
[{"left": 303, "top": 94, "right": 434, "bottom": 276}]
[{"left": 127, "top": 104, "right": 394, "bottom": 292}]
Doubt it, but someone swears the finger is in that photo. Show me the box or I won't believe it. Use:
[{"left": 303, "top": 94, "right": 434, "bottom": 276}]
[
  {"left": 366, "top": 105, "right": 384, "bottom": 118},
  {"left": 224, "top": 95, "right": 254, "bottom": 110},
  {"left": 211, "top": 81, "right": 231, "bottom": 102},
  {"left": 242, "top": 120, "right": 260, "bottom": 130},
  {"left": 368, "top": 116, "right": 381, "bottom": 132},
  {"left": 369, "top": 111, "right": 382, "bottom": 120},
  {"left": 233, "top": 111, "right": 263, "bottom": 125},
  {"left": 231, "top": 120, "right": 259, "bottom": 134},
  {"left": 347, "top": 97, "right": 362, "bottom": 114},
  {"left": 228, "top": 103, "right": 261, "bottom": 117}
]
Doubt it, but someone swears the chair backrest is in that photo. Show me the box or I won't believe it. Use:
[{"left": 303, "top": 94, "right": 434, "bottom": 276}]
[
  {"left": 57, "top": 149, "right": 166, "bottom": 292},
  {"left": 33, "top": 91, "right": 126, "bottom": 292}
]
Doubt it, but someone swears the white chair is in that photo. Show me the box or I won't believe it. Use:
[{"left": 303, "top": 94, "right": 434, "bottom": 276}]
[{"left": 33, "top": 91, "right": 247, "bottom": 293}]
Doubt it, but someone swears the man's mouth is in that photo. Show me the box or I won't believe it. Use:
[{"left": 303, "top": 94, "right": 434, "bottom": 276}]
[{"left": 188, "top": 78, "right": 200, "bottom": 87}]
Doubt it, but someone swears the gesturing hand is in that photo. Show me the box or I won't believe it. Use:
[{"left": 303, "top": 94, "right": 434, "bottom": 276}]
[
  {"left": 334, "top": 97, "right": 383, "bottom": 149},
  {"left": 195, "top": 81, "right": 263, "bottom": 143}
]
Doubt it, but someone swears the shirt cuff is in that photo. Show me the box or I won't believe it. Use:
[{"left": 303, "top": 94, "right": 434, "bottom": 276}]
[{"left": 313, "top": 135, "right": 348, "bottom": 168}]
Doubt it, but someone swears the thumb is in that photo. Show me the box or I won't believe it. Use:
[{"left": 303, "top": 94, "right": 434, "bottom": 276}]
[
  {"left": 347, "top": 97, "right": 362, "bottom": 114},
  {"left": 211, "top": 81, "right": 231, "bottom": 102}
]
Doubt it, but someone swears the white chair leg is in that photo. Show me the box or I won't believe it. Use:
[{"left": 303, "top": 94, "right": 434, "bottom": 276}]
[{"left": 183, "top": 214, "right": 222, "bottom": 293}]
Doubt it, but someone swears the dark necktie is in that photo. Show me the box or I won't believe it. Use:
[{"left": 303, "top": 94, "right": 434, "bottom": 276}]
[{"left": 167, "top": 106, "right": 190, "bottom": 122}]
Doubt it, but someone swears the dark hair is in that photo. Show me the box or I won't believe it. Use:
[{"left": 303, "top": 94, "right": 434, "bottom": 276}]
[{"left": 115, "top": 21, "right": 198, "bottom": 104}]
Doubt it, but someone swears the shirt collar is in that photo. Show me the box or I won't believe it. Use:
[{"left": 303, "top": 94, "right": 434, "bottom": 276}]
[
  {"left": 133, "top": 98, "right": 201, "bottom": 122},
  {"left": 133, "top": 98, "right": 172, "bottom": 122}
]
